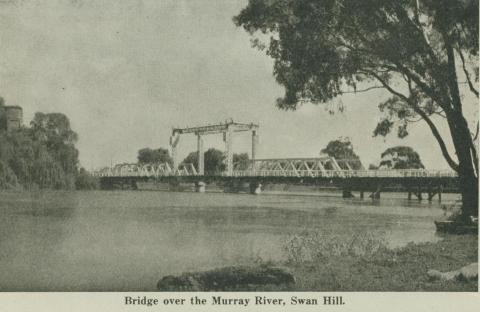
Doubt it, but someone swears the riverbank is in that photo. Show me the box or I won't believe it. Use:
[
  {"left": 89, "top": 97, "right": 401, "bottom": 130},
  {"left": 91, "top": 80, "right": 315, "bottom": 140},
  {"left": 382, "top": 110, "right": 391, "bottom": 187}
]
[
  {"left": 284, "top": 234, "right": 477, "bottom": 291},
  {"left": 155, "top": 233, "right": 477, "bottom": 291}
]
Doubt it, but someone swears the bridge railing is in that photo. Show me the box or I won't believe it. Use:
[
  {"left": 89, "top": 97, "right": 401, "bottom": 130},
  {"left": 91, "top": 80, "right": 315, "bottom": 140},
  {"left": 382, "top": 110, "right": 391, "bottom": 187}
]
[{"left": 229, "top": 169, "right": 457, "bottom": 178}]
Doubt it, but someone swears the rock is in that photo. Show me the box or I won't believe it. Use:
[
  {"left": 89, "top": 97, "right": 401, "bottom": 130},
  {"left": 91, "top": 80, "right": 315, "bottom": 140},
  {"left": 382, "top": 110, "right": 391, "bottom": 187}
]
[
  {"left": 458, "top": 263, "right": 478, "bottom": 281},
  {"left": 427, "top": 269, "right": 459, "bottom": 281},
  {"left": 427, "top": 263, "right": 478, "bottom": 282},
  {"left": 157, "top": 264, "right": 295, "bottom": 291}
]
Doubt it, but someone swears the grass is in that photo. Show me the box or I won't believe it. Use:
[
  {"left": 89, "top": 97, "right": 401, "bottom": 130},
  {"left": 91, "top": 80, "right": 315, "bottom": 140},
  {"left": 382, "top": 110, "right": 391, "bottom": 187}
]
[
  {"left": 282, "top": 233, "right": 478, "bottom": 291},
  {"left": 157, "top": 231, "right": 477, "bottom": 292}
]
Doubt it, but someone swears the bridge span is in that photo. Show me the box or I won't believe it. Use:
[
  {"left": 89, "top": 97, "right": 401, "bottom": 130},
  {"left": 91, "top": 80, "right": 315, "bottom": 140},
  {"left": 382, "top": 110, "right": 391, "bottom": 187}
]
[
  {"left": 94, "top": 158, "right": 458, "bottom": 201},
  {"left": 95, "top": 120, "right": 458, "bottom": 201}
]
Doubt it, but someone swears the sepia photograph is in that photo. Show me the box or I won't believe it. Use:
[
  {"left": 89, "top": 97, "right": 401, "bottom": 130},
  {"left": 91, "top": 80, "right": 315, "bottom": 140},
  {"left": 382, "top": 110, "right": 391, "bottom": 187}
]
[{"left": 0, "top": 0, "right": 478, "bottom": 299}]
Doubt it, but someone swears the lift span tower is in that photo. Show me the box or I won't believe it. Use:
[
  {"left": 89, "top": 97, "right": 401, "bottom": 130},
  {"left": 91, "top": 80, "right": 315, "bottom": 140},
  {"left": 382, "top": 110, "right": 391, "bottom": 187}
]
[{"left": 169, "top": 119, "right": 259, "bottom": 176}]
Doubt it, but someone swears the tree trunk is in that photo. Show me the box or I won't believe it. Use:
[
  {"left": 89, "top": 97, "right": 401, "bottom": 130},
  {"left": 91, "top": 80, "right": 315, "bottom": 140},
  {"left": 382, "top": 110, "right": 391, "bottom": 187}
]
[
  {"left": 441, "top": 38, "right": 478, "bottom": 219},
  {"left": 458, "top": 169, "right": 478, "bottom": 219},
  {"left": 449, "top": 113, "right": 479, "bottom": 219}
]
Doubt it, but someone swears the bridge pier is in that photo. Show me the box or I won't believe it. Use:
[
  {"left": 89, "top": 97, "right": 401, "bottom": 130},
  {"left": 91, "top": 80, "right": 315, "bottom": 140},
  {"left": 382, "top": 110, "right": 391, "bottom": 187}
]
[
  {"left": 427, "top": 186, "right": 443, "bottom": 202},
  {"left": 249, "top": 182, "right": 262, "bottom": 195},
  {"left": 414, "top": 186, "right": 423, "bottom": 200},
  {"left": 195, "top": 181, "right": 206, "bottom": 193},
  {"left": 342, "top": 189, "right": 355, "bottom": 198},
  {"left": 130, "top": 179, "right": 138, "bottom": 190},
  {"left": 369, "top": 187, "right": 381, "bottom": 200},
  {"left": 360, "top": 191, "right": 364, "bottom": 199}
]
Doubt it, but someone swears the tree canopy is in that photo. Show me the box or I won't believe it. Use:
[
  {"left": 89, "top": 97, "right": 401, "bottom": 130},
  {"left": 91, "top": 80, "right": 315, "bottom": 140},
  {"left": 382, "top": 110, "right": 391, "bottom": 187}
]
[
  {"left": 181, "top": 149, "right": 250, "bottom": 175},
  {"left": 0, "top": 101, "right": 84, "bottom": 189},
  {"left": 320, "top": 138, "right": 363, "bottom": 170},
  {"left": 137, "top": 148, "right": 173, "bottom": 166},
  {"left": 181, "top": 148, "right": 226, "bottom": 175},
  {"left": 379, "top": 146, "right": 425, "bottom": 169},
  {"left": 233, "top": 153, "right": 250, "bottom": 170},
  {"left": 235, "top": 0, "right": 479, "bottom": 217}
]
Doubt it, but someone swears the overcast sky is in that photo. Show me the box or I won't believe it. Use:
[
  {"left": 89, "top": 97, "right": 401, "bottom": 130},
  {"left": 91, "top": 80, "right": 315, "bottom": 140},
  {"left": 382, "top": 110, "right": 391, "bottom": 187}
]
[{"left": 0, "top": 0, "right": 477, "bottom": 170}]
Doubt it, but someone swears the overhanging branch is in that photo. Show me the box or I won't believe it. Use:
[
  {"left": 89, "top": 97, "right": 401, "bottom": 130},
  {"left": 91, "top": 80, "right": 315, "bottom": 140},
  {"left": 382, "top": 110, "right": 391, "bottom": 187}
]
[
  {"left": 367, "top": 70, "right": 460, "bottom": 171},
  {"left": 456, "top": 48, "right": 479, "bottom": 98}
]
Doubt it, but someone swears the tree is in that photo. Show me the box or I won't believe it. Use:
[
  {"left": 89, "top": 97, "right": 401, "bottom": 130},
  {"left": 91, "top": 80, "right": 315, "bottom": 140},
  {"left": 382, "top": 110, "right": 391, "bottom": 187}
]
[
  {"left": 0, "top": 106, "right": 81, "bottom": 190},
  {"left": 181, "top": 148, "right": 226, "bottom": 175},
  {"left": 137, "top": 147, "right": 173, "bottom": 166},
  {"left": 368, "top": 164, "right": 379, "bottom": 170},
  {"left": 235, "top": 0, "right": 479, "bottom": 217},
  {"left": 181, "top": 151, "right": 199, "bottom": 170},
  {"left": 233, "top": 153, "right": 250, "bottom": 170},
  {"left": 30, "top": 112, "right": 79, "bottom": 179},
  {"left": 320, "top": 138, "right": 363, "bottom": 170},
  {"left": 379, "top": 146, "right": 425, "bottom": 169},
  {"left": 75, "top": 167, "right": 99, "bottom": 190},
  {"left": 204, "top": 149, "right": 226, "bottom": 175}
]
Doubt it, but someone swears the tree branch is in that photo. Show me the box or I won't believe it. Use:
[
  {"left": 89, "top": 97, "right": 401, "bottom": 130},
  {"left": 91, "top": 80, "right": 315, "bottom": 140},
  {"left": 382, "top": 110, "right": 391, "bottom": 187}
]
[
  {"left": 341, "top": 85, "right": 385, "bottom": 94},
  {"left": 456, "top": 47, "right": 479, "bottom": 98},
  {"left": 472, "top": 121, "right": 479, "bottom": 142},
  {"left": 367, "top": 70, "right": 460, "bottom": 171},
  {"left": 434, "top": 111, "right": 446, "bottom": 118}
]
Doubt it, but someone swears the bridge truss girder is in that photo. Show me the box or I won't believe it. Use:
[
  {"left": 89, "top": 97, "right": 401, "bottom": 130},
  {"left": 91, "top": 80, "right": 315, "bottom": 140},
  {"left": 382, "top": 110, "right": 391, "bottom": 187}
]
[{"left": 96, "top": 162, "right": 198, "bottom": 177}]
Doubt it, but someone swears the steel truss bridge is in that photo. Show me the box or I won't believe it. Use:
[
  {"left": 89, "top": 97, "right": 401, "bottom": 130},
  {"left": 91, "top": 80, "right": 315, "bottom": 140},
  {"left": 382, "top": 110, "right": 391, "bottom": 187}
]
[
  {"left": 95, "top": 157, "right": 456, "bottom": 179},
  {"left": 95, "top": 120, "right": 459, "bottom": 200},
  {"left": 95, "top": 157, "right": 458, "bottom": 201}
]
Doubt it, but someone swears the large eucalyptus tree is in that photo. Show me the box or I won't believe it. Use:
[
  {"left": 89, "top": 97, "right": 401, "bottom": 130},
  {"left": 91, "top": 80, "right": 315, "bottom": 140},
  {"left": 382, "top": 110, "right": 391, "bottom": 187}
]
[{"left": 235, "top": 0, "right": 479, "bottom": 218}]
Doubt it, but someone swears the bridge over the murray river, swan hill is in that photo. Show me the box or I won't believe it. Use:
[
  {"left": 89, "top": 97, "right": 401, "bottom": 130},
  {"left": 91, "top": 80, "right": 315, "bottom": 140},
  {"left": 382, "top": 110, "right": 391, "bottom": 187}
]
[{"left": 94, "top": 120, "right": 459, "bottom": 201}]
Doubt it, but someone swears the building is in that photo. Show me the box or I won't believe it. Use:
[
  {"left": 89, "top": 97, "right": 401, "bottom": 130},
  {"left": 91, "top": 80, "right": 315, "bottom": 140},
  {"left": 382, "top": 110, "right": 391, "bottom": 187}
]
[{"left": 0, "top": 105, "right": 23, "bottom": 131}]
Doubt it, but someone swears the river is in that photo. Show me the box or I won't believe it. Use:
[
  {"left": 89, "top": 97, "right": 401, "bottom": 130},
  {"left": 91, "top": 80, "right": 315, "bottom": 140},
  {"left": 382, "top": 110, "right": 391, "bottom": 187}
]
[{"left": 0, "top": 190, "right": 457, "bottom": 291}]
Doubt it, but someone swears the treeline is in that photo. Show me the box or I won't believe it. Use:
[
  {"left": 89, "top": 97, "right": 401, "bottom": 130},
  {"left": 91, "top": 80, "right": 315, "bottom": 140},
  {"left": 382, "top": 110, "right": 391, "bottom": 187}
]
[
  {"left": 0, "top": 100, "right": 97, "bottom": 190},
  {"left": 137, "top": 147, "right": 250, "bottom": 175},
  {"left": 320, "top": 137, "right": 424, "bottom": 170},
  {"left": 137, "top": 138, "right": 425, "bottom": 175}
]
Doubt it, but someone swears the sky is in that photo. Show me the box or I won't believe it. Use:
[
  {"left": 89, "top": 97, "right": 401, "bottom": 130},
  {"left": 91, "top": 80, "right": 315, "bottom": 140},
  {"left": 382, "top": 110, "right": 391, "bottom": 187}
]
[{"left": 0, "top": 0, "right": 477, "bottom": 170}]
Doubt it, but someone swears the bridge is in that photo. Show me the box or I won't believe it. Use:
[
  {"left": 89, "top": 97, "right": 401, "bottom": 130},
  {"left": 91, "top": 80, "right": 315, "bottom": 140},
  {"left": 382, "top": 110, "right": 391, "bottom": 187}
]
[{"left": 95, "top": 120, "right": 459, "bottom": 201}]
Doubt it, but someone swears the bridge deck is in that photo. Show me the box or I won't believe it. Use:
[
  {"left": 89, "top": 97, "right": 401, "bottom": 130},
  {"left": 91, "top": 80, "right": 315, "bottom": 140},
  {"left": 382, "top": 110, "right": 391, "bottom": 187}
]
[{"left": 95, "top": 169, "right": 457, "bottom": 179}]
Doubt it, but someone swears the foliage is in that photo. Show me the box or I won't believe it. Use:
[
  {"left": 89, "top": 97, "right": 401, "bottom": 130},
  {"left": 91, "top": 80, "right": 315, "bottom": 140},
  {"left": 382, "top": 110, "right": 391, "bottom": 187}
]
[
  {"left": 137, "top": 147, "right": 173, "bottom": 166},
  {"left": 320, "top": 138, "right": 363, "bottom": 169},
  {"left": 0, "top": 160, "right": 18, "bottom": 189},
  {"left": 181, "top": 148, "right": 226, "bottom": 175},
  {"left": 284, "top": 230, "right": 388, "bottom": 264},
  {"left": 181, "top": 149, "right": 249, "bottom": 175},
  {"left": 368, "top": 164, "right": 379, "bottom": 170},
  {"left": 282, "top": 233, "right": 477, "bottom": 291},
  {"left": 203, "top": 149, "right": 227, "bottom": 175},
  {"left": 235, "top": 0, "right": 479, "bottom": 216},
  {"left": 0, "top": 100, "right": 86, "bottom": 190},
  {"left": 30, "top": 113, "right": 78, "bottom": 183},
  {"left": 75, "top": 167, "right": 99, "bottom": 190},
  {"left": 233, "top": 153, "right": 250, "bottom": 170},
  {"left": 181, "top": 151, "right": 199, "bottom": 169},
  {"left": 379, "top": 146, "right": 425, "bottom": 169}
]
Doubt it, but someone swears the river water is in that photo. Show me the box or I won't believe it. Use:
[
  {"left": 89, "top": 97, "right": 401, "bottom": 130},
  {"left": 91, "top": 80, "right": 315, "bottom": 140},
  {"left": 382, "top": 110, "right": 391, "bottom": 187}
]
[{"left": 0, "top": 190, "right": 456, "bottom": 291}]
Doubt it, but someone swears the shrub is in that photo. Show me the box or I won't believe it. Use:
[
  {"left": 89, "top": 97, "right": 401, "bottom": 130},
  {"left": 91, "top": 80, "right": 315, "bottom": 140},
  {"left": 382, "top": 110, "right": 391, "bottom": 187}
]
[{"left": 284, "top": 229, "right": 388, "bottom": 264}]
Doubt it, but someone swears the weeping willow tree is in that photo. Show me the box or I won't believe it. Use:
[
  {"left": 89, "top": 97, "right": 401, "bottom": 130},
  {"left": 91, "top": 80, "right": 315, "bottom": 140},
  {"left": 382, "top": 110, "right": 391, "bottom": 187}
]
[{"left": 0, "top": 99, "right": 82, "bottom": 190}]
